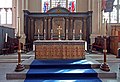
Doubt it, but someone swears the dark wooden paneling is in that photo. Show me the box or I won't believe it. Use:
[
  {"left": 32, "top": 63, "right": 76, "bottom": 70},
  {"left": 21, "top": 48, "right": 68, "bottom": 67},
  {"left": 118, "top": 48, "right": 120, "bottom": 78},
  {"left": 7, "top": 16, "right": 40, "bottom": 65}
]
[
  {"left": 24, "top": 9, "right": 92, "bottom": 51},
  {"left": 0, "top": 26, "right": 15, "bottom": 54}
]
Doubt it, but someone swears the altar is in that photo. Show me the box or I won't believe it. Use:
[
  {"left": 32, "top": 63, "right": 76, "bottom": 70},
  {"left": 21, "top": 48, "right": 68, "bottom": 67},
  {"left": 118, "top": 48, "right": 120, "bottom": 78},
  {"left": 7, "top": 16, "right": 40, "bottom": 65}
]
[
  {"left": 24, "top": 7, "right": 92, "bottom": 51},
  {"left": 34, "top": 40, "right": 85, "bottom": 59}
]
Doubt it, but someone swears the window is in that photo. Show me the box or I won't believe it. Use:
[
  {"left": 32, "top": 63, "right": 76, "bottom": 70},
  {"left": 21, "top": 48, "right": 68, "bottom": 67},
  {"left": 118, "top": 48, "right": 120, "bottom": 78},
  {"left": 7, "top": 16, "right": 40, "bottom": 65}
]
[
  {"left": 68, "top": 0, "right": 76, "bottom": 12},
  {"left": 42, "top": 0, "right": 76, "bottom": 12},
  {"left": 0, "top": 0, "right": 12, "bottom": 25},
  {"left": 52, "top": 0, "right": 66, "bottom": 8},
  {"left": 103, "top": 0, "right": 120, "bottom": 23},
  {"left": 42, "top": 0, "right": 50, "bottom": 13}
]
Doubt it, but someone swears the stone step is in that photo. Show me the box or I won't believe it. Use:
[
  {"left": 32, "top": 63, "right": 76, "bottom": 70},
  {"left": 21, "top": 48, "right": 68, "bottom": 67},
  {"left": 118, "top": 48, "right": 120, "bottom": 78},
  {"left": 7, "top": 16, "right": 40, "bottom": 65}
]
[
  {"left": 23, "top": 58, "right": 101, "bottom": 69},
  {"left": 6, "top": 69, "right": 117, "bottom": 80},
  {"left": 24, "top": 64, "right": 101, "bottom": 69}
]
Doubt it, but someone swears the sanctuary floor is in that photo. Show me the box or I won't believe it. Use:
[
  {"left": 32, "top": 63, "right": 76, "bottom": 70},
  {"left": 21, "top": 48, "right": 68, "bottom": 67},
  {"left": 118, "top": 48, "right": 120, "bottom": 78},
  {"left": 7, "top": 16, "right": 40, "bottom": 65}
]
[{"left": 0, "top": 51, "right": 120, "bottom": 82}]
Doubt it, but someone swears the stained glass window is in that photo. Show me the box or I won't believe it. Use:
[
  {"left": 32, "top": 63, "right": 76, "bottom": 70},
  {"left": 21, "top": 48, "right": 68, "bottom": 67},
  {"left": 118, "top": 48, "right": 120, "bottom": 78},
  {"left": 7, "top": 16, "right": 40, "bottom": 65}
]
[
  {"left": 111, "top": 6, "right": 117, "bottom": 23},
  {"left": 42, "top": 0, "right": 50, "bottom": 13},
  {"left": 103, "top": 0, "right": 120, "bottom": 23},
  {"left": 42, "top": 0, "right": 76, "bottom": 12},
  {"left": 68, "top": 0, "right": 76, "bottom": 12},
  {"left": 51, "top": 0, "right": 66, "bottom": 8}
]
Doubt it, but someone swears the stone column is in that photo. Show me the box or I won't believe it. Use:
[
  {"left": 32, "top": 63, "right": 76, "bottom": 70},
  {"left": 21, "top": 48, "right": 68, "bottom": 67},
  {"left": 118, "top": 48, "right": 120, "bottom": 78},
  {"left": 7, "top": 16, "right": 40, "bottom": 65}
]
[
  {"left": 90, "top": 0, "right": 97, "bottom": 44},
  {"left": 99, "top": 0, "right": 102, "bottom": 36},
  {"left": 76, "top": 0, "right": 78, "bottom": 11},
  {"left": 25, "top": 0, "right": 28, "bottom": 10},
  {"left": 66, "top": 0, "right": 68, "bottom": 8},
  {"left": 19, "top": 0, "right": 26, "bottom": 50},
  {"left": 88, "top": 0, "right": 91, "bottom": 11},
  {"left": 98, "top": 0, "right": 102, "bottom": 35}
]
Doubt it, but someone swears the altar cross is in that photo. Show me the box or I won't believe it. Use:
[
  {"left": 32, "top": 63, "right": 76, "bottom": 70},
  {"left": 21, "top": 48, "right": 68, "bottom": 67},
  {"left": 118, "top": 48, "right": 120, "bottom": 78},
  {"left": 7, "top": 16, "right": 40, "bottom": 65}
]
[{"left": 57, "top": 25, "right": 62, "bottom": 40}]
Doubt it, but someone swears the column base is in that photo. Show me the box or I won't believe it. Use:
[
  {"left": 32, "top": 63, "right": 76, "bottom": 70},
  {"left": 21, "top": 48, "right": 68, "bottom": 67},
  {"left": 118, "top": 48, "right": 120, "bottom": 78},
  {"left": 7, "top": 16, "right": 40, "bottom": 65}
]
[
  {"left": 15, "top": 64, "right": 25, "bottom": 72},
  {"left": 100, "top": 63, "right": 110, "bottom": 72}
]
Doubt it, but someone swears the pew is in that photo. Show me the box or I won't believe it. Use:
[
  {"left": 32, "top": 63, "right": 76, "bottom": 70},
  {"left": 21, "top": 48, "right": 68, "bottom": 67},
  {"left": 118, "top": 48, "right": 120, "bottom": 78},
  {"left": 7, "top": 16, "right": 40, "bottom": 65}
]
[
  {"left": 2, "top": 36, "right": 23, "bottom": 54},
  {"left": 92, "top": 36, "right": 110, "bottom": 53}
]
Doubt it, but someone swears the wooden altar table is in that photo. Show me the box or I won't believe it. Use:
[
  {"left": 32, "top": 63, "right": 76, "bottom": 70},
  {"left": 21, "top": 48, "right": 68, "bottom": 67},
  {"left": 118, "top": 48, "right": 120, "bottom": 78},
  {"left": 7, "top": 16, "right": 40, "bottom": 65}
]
[{"left": 34, "top": 40, "right": 85, "bottom": 59}]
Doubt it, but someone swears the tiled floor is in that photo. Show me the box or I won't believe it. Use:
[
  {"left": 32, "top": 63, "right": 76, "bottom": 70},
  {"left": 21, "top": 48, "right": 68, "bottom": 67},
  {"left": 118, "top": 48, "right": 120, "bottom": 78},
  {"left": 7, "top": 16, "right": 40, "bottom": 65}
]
[{"left": 0, "top": 51, "right": 120, "bottom": 82}]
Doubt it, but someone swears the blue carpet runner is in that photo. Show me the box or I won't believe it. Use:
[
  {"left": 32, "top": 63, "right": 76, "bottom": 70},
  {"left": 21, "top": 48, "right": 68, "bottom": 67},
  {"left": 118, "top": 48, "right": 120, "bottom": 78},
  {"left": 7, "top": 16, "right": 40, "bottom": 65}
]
[{"left": 24, "top": 59, "right": 102, "bottom": 82}]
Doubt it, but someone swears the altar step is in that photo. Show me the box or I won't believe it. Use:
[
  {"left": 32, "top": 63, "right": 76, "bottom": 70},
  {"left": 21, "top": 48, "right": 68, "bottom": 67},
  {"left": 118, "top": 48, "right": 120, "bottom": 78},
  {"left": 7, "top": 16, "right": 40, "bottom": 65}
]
[
  {"left": 24, "top": 59, "right": 101, "bottom": 69},
  {"left": 6, "top": 59, "right": 117, "bottom": 81},
  {"left": 6, "top": 68, "right": 117, "bottom": 80},
  {"left": 23, "top": 79, "right": 103, "bottom": 82},
  {"left": 26, "top": 64, "right": 100, "bottom": 69}
]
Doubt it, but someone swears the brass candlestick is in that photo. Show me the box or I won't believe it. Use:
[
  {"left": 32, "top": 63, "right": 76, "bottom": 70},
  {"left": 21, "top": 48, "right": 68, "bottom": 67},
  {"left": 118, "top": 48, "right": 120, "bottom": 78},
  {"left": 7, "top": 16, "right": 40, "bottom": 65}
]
[
  {"left": 100, "top": 19, "right": 110, "bottom": 72},
  {"left": 100, "top": 36, "right": 110, "bottom": 71},
  {"left": 57, "top": 25, "right": 62, "bottom": 40},
  {"left": 15, "top": 36, "right": 25, "bottom": 72}
]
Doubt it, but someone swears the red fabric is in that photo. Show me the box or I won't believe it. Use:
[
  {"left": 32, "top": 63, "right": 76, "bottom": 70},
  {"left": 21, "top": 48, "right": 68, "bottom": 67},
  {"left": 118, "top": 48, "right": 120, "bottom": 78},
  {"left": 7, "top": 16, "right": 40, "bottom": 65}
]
[
  {"left": 102, "top": 0, "right": 106, "bottom": 10},
  {"left": 71, "top": 1, "right": 75, "bottom": 12},
  {"left": 46, "top": 2, "right": 49, "bottom": 11}
]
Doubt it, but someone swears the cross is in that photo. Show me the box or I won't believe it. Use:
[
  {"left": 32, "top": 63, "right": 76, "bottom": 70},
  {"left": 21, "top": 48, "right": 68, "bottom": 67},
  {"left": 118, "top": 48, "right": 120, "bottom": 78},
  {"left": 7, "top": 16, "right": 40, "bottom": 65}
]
[{"left": 57, "top": 25, "right": 62, "bottom": 40}]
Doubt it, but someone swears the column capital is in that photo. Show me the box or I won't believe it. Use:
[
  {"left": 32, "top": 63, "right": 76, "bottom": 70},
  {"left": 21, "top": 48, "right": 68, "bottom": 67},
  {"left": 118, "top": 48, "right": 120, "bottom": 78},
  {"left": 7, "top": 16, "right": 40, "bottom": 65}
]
[
  {"left": 4, "top": 8, "right": 9, "bottom": 12},
  {"left": 0, "top": 8, "right": 2, "bottom": 11}
]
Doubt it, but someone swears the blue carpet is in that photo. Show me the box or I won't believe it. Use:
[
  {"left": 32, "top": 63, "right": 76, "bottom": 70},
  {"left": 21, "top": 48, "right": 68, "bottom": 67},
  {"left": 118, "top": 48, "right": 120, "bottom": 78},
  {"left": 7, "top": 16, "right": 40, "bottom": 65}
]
[
  {"left": 24, "top": 59, "right": 102, "bottom": 82},
  {"left": 24, "top": 79, "right": 101, "bottom": 82}
]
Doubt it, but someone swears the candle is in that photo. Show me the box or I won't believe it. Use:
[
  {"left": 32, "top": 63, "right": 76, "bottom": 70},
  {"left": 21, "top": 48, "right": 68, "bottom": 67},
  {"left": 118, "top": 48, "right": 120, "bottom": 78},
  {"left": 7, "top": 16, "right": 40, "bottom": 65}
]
[
  {"left": 80, "top": 29, "right": 82, "bottom": 33},
  {"left": 80, "top": 29, "right": 82, "bottom": 40},
  {"left": 106, "top": 19, "right": 108, "bottom": 36},
  {"left": 38, "top": 29, "right": 40, "bottom": 33},
  {"left": 5, "top": 33, "right": 8, "bottom": 42},
  {"left": 73, "top": 29, "right": 75, "bottom": 33},
  {"left": 18, "top": 17, "right": 20, "bottom": 36},
  {"left": 104, "top": 18, "right": 106, "bottom": 36}
]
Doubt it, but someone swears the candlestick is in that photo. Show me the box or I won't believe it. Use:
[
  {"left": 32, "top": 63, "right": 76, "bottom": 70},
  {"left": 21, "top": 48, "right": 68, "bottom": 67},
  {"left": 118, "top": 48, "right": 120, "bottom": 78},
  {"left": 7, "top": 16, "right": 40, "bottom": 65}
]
[{"left": 15, "top": 36, "right": 25, "bottom": 72}]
